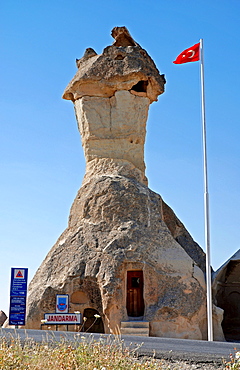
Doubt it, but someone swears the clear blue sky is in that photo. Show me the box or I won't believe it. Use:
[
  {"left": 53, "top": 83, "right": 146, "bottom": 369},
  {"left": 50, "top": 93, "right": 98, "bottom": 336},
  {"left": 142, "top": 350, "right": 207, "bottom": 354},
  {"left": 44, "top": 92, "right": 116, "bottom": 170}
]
[{"left": 1, "top": 1, "right": 240, "bottom": 316}]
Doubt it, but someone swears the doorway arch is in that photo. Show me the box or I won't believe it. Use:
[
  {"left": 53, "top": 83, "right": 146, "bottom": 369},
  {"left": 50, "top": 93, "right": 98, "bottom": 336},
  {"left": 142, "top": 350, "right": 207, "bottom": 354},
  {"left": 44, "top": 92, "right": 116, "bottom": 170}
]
[
  {"left": 82, "top": 308, "right": 104, "bottom": 333},
  {"left": 215, "top": 260, "right": 240, "bottom": 341}
]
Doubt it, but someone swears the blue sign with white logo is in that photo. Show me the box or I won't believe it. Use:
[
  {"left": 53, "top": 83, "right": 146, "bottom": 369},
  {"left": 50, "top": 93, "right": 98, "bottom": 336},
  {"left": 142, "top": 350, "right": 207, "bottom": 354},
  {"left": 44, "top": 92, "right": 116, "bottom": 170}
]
[
  {"left": 56, "top": 294, "right": 69, "bottom": 313},
  {"left": 9, "top": 268, "right": 28, "bottom": 326},
  {"left": 10, "top": 268, "right": 28, "bottom": 296}
]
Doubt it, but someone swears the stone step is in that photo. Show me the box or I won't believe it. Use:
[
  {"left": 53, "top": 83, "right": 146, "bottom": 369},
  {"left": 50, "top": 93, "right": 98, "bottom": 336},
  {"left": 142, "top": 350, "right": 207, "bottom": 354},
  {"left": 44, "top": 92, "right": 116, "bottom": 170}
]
[
  {"left": 120, "top": 328, "right": 149, "bottom": 336},
  {"left": 121, "top": 321, "right": 149, "bottom": 328},
  {"left": 120, "top": 321, "right": 149, "bottom": 336}
]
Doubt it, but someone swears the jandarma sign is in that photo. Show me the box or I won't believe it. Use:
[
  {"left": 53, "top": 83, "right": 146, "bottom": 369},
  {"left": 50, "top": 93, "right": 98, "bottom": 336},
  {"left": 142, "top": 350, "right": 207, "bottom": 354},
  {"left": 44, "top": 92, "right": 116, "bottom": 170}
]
[{"left": 44, "top": 313, "right": 82, "bottom": 324}]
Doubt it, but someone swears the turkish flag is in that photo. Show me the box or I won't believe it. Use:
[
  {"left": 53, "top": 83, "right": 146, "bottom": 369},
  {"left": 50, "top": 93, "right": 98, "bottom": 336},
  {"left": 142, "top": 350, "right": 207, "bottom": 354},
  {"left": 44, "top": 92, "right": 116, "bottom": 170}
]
[{"left": 173, "top": 43, "right": 200, "bottom": 64}]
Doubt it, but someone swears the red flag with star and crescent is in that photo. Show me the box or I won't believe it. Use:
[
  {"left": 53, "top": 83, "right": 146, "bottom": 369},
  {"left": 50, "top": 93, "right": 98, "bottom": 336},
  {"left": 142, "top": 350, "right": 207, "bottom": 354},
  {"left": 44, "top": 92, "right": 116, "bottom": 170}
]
[{"left": 173, "top": 42, "right": 200, "bottom": 64}]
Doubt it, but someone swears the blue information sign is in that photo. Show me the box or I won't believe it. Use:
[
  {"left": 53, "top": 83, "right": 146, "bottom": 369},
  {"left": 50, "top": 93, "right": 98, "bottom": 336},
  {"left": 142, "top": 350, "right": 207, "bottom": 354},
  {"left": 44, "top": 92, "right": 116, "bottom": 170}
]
[
  {"left": 9, "top": 296, "right": 27, "bottom": 326},
  {"left": 9, "top": 268, "right": 28, "bottom": 326},
  {"left": 10, "top": 268, "right": 28, "bottom": 296}
]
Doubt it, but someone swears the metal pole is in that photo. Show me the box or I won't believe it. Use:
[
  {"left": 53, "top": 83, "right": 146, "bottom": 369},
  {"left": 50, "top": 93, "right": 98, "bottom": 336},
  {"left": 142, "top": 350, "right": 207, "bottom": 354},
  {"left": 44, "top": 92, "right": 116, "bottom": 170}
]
[{"left": 200, "top": 38, "right": 213, "bottom": 341}]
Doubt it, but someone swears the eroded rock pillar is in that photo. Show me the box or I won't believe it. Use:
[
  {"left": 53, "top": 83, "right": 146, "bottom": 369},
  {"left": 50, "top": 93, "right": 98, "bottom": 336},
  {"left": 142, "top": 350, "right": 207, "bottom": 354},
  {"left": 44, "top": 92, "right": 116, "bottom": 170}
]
[
  {"left": 63, "top": 26, "right": 166, "bottom": 184},
  {"left": 74, "top": 91, "right": 150, "bottom": 174}
]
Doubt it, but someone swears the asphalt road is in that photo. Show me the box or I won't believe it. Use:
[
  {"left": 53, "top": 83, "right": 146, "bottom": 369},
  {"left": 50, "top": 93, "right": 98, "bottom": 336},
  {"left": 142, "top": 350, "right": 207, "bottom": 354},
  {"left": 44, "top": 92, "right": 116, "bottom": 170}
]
[{"left": 1, "top": 328, "right": 239, "bottom": 365}]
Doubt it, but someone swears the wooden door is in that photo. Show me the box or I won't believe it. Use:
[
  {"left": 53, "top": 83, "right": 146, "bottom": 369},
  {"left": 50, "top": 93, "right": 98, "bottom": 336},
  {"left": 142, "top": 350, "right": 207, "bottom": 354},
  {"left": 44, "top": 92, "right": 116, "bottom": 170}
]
[{"left": 126, "top": 271, "right": 144, "bottom": 317}]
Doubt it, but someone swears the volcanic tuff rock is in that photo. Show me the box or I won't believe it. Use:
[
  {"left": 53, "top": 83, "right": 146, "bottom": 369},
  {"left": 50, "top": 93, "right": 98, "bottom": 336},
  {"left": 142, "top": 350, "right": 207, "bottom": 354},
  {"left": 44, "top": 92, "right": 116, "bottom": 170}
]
[
  {"left": 0, "top": 311, "right": 7, "bottom": 327},
  {"left": 63, "top": 26, "right": 165, "bottom": 183},
  {"left": 25, "top": 27, "right": 224, "bottom": 340},
  {"left": 63, "top": 26, "right": 165, "bottom": 104}
]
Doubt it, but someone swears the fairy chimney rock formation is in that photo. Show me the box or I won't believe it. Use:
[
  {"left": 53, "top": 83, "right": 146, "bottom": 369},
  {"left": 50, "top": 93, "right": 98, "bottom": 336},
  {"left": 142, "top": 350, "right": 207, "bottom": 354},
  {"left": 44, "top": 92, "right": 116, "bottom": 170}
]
[
  {"left": 63, "top": 26, "right": 165, "bottom": 183},
  {"left": 25, "top": 27, "right": 224, "bottom": 340}
]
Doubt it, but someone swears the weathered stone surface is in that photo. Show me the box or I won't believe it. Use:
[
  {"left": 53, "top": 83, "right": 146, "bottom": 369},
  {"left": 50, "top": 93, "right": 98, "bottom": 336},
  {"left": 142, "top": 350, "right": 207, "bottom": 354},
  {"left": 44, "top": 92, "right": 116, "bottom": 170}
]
[
  {"left": 63, "top": 27, "right": 165, "bottom": 103},
  {"left": 26, "top": 159, "right": 207, "bottom": 338},
  {"left": 213, "top": 250, "right": 240, "bottom": 341},
  {"left": 74, "top": 91, "right": 149, "bottom": 176},
  {"left": 162, "top": 201, "right": 206, "bottom": 273},
  {"left": 65, "top": 27, "right": 165, "bottom": 183},
  {"left": 0, "top": 311, "right": 7, "bottom": 327},
  {"left": 25, "top": 27, "right": 224, "bottom": 340}
]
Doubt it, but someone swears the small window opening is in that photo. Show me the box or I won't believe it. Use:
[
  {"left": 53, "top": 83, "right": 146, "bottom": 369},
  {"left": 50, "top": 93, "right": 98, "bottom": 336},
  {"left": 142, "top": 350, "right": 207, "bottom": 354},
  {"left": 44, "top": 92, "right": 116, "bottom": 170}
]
[
  {"left": 132, "top": 277, "right": 140, "bottom": 288},
  {"left": 131, "top": 80, "right": 148, "bottom": 93}
]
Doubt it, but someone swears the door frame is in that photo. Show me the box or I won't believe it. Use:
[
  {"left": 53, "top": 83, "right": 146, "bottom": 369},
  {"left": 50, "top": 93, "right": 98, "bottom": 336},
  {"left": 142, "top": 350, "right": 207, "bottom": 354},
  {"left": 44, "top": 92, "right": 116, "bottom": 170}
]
[{"left": 126, "top": 270, "right": 144, "bottom": 317}]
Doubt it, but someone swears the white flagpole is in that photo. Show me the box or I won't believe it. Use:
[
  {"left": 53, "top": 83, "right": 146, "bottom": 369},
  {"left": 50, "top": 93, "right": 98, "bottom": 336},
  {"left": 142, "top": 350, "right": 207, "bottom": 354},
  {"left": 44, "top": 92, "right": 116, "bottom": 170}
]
[{"left": 200, "top": 38, "right": 213, "bottom": 341}]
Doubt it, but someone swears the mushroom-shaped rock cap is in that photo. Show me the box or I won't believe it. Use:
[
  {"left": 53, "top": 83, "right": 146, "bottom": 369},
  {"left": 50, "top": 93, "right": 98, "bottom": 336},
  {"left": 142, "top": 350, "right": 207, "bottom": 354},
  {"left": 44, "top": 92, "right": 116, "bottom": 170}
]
[{"left": 63, "top": 27, "right": 165, "bottom": 103}]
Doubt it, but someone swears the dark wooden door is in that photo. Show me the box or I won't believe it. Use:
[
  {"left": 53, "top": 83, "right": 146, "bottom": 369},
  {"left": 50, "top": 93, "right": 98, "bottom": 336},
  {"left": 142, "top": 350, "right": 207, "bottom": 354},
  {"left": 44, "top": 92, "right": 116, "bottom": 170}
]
[{"left": 126, "top": 271, "right": 144, "bottom": 317}]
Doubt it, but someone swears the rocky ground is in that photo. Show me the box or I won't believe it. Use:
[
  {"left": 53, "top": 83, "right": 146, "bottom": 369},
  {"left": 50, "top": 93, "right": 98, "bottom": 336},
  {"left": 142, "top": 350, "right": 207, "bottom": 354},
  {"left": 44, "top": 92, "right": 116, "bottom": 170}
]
[
  {"left": 135, "top": 357, "right": 226, "bottom": 369},
  {"left": 154, "top": 359, "right": 225, "bottom": 369}
]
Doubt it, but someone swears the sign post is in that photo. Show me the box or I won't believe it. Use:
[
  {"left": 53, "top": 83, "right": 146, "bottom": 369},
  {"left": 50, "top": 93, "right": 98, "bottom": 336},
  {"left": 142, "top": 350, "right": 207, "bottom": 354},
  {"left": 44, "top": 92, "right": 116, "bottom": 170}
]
[
  {"left": 9, "top": 268, "right": 28, "bottom": 327},
  {"left": 41, "top": 294, "right": 82, "bottom": 331}
]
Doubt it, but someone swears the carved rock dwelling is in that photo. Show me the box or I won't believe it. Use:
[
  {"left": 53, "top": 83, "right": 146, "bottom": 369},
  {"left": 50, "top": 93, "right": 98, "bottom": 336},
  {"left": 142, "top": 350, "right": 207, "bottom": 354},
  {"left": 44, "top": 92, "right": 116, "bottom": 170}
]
[
  {"left": 213, "top": 250, "right": 240, "bottom": 341},
  {"left": 25, "top": 27, "right": 224, "bottom": 340}
]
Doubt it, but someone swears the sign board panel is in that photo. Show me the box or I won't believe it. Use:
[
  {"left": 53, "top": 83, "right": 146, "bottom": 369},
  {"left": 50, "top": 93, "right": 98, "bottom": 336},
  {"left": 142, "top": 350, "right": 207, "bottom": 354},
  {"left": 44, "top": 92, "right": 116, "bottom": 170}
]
[
  {"left": 10, "top": 268, "right": 28, "bottom": 296},
  {"left": 44, "top": 313, "right": 82, "bottom": 325},
  {"left": 9, "top": 296, "right": 27, "bottom": 326},
  {"left": 56, "top": 294, "right": 69, "bottom": 313},
  {"left": 9, "top": 267, "right": 28, "bottom": 326}
]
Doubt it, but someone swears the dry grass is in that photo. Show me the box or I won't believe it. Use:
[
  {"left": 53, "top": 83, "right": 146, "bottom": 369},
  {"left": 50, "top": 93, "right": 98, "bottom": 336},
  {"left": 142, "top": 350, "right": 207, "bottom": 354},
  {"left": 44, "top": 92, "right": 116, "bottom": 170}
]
[
  {"left": 0, "top": 333, "right": 234, "bottom": 369},
  {"left": 223, "top": 350, "right": 240, "bottom": 369},
  {"left": 0, "top": 335, "right": 168, "bottom": 370}
]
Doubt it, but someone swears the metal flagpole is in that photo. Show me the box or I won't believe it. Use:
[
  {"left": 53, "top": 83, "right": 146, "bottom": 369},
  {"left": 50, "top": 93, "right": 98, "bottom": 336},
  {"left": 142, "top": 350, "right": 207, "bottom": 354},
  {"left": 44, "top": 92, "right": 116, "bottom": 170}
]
[{"left": 200, "top": 38, "right": 213, "bottom": 341}]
